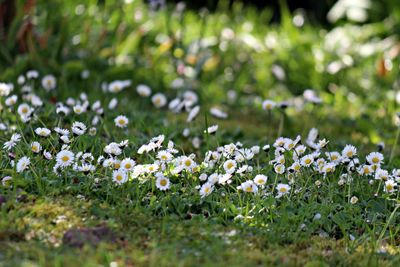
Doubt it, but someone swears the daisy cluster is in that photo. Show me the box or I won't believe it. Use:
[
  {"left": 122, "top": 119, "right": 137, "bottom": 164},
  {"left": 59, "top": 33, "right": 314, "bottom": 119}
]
[{"left": 0, "top": 71, "right": 399, "bottom": 209}]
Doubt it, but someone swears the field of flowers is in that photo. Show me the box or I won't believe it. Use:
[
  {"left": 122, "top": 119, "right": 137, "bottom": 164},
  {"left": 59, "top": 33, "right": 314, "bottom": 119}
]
[{"left": 1, "top": 0, "right": 400, "bottom": 266}]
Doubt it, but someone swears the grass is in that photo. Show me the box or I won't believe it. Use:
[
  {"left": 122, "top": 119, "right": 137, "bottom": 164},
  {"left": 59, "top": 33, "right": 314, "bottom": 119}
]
[{"left": 1, "top": 0, "right": 400, "bottom": 266}]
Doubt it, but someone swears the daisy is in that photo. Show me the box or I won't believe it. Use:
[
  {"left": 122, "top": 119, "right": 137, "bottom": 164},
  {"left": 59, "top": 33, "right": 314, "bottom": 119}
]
[
  {"left": 147, "top": 164, "right": 159, "bottom": 173},
  {"left": 16, "top": 156, "right": 30, "bottom": 173},
  {"left": 200, "top": 182, "right": 214, "bottom": 198},
  {"left": 342, "top": 145, "right": 357, "bottom": 159},
  {"left": 223, "top": 159, "right": 237, "bottom": 174},
  {"left": 350, "top": 196, "right": 358, "bottom": 204},
  {"left": 137, "top": 84, "right": 152, "bottom": 97},
  {"left": 274, "top": 164, "right": 285, "bottom": 174},
  {"left": 41, "top": 75, "right": 56, "bottom": 91},
  {"left": 26, "top": 70, "right": 39, "bottom": 79},
  {"left": 276, "top": 183, "right": 291, "bottom": 197},
  {"left": 208, "top": 173, "right": 219, "bottom": 184},
  {"left": 54, "top": 127, "right": 70, "bottom": 136},
  {"left": 210, "top": 107, "right": 228, "bottom": 119},
  {"left": 114, "top": 115, "right": 129, "bottom": 128},
  {"left": 155, "top": 173, "right": 170, "bottom": 190},
  {"left": 322, "top": 162, "right": 335, "bottom": 174},
  {"left": 187, "top": 105, "right": 200, "bottom": 122},
  {"left": 384, "top": 180, "right": 396, "bottom": 194},
  {"left": 2, "top": 176, "right": 12, "bottom": 187},
  {"left": 300, "top": 154, "right": 314, "bottom": 167},
  {"left": 56, "top": 105, "right": 70, "bottom": 115},
  {"left": 253, "top": 174, "right": 268, "bottom": 186},
  {"left": 262, "top": 100, "right": 276, "bottom": 110},
  {"left": 5, "top": 95, "right": 17, "bottom": 106},
  {"left": 199, "top": 173, "right": 208, "bottom": 181},
  {"left": 181, "top": 156, "right": 196, "bottom": 171},
  {"left": 205, "top": 125, "right": 218, "bottom": 135},
  {"left": 0, "top": 82, "right": 12, "bottom": 96},
  {"left": 56, "top": 150, "right": 75, "bottom": 168},
  {"left": 326, "top": 152, "right": 341, "bottom": 162},
  {"left": 108, "top": 98, "right": 118, "bottom": 110},
  {"left": 112, "top": 170, "right": 128, "bottom": 185},
  {"left": 17, "top": 103, "right": 33, "bottom": 117},
  {"left": 358, "top": 164, "right": 373, "bottom": 176},
  {"left": 35, "top": 127, "right": 51, "bottom": 137},
  {"left": 71, "top": 121, "right": 87, "bottom": 135},
  {"left": 366, "top": 152, "right": 384, "bottom": 165},
  {"left": 157, "top": 150, "right": 173, "bottom": 162},
  {"left": 43, "top": 150, "right": 52, "bottom": 160},
  {"left": 375, "top": 169, "right": 390, "bottom": 181},
  {"left": 78, "top": 163, "right": 95, "bottom": 173},
  {"left": 31, "top": 141, "right": 42, "bottom": 153},
  {"left": 151, "top": 93, "right": 167, "bottom": 108},
  {"left": 121, "top": 158, "right": 135, "bottom": 171},
  {"left": 108, "top": 80, "right": 130, "bottom": 93},
  {"left": 240, "top": 180, "right": 258, "bottom": 193},
  {"left": 73, "top": 104, "right": 86, "bottom": 114}
]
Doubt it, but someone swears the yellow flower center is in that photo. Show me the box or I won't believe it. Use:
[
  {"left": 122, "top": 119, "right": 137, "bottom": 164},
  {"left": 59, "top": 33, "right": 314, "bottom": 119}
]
[
  {"left": 62, "top": 156, "right": 69, "bottom": 162},
  {"left": 160, "top": 179, "right": 167, "bottom": 187},
  {"left": 118, "top": 119, "right": 126, "bottom": 125},
  {"left": 116, "top": 175, "right": 122, "bottom": 181},
  {"left": 125, "top": 163, "right": 131, "bottom": 169},
  {"left": 372, "top": 157, "right": 379, "bottom": 164},
  {"left": 279, "top": 188, "right": 287, "bottom": 193}
]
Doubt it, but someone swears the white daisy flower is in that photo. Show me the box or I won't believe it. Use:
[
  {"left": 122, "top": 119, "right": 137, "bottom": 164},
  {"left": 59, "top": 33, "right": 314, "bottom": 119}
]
[
  {"left": 205, "top": 125, "right": 218, "bottom": 135},
  {"left": 41, "top": 75, "right": 56, "bottom": 91},
  {"left": 274, "top": 164, "right": 285, "bottom": 174},
  {"left": 35, "top": 127, "right": 51, "bottom": 137},
  {"left": 0, "top": 82, "right": 12, "bottom": 96},
  {"left": 276, "top": 183, "right": 291, "bottom": 197},
  {"left": 31, "top": 141, "right": 42, "bottom": 153},
  {"left": 157, "top": 150, "right": 173, "bottom": 162},
  {"left": 300, "top": 154, "right": 314, "bottom": 167},
  {"left": 114, "top": 115, "right": 129, "bottom": 128},
  {"left": 16, "top": 156, "right": 30, "bottom": 173},
  {"left": 56, "top": 150, "right": 75, "bottom": 168},
  {"left": 5, "top": 95, "right": 18, "bottom": 106},
  {"left": 240, "top": 180, "right": 258, "bottom": 193},
  {"left": 187, "top": 105, "right": 200, "bottom": 122},
  {"left": 26, "top": 70, "right": 39, "bottom": 79},
  {"left": 350, "top": 196, "right": 358, "bottom": 204},
  {"left": 342, "top": 144, "right": 357, "bottom": 159},
  {"left": 200, "top": 182, "right": 214, "bottom": 198},
  {"left": 155, "top": 173, "right": 170, "bottom": 191},
  {"left": 137, "top": 84, "right": 152, "bottom": 97},
  {"left": 151, "top": 93, "right": 167, "bottom": 108},
  {"left": 384, "top": 180, "right": 396, "bottom": 194},
  {"left": 210, "top": 107, "right": 228, "bottom": 119},
  {"left": 262, "top": 99, "right": 276, "bottom": 110},
  {"left": 112, "top": 170, "right": 128, "bottom": 184},
  {"left": 366, "top": 152, "right": 384, "bottom": 165},
  {"left": 121, "top": 158, "right": 135, "bottom": 171},
  {"left": 71, "top": 121, "right": 87, "bottom": 136},
  {"left": 17, "top": 103, "right": 33, "bottom": 117},
  {"left": 223, "top": 159, "right": 237, "bottom": 174},
  {"left": 181, "top": 156, "right": 196, "bottom": 171},
  {"left": 253, "top": 174, "right": 268, "bottom": 186}
]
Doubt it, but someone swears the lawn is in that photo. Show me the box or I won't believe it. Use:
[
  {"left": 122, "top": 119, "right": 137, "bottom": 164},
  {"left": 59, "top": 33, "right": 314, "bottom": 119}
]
[{"left": 1, "top": 0, "right": 400, "bottom": 266}]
